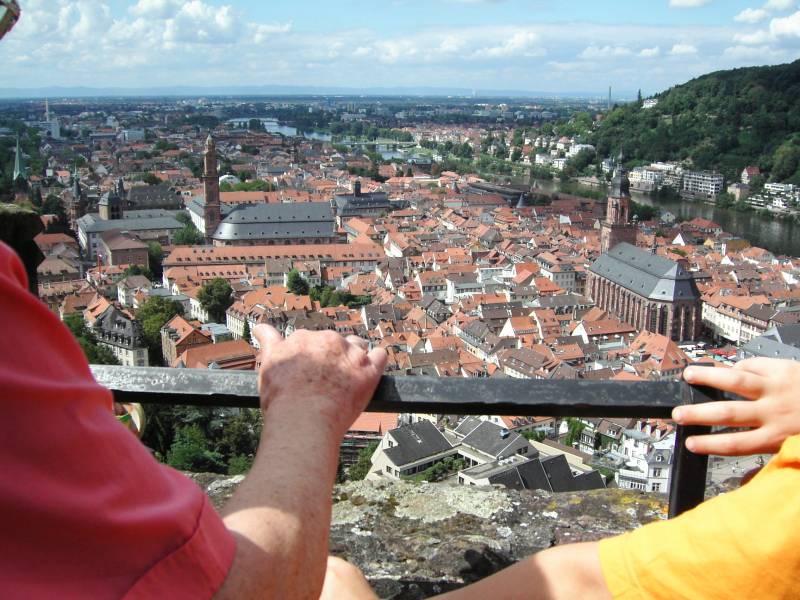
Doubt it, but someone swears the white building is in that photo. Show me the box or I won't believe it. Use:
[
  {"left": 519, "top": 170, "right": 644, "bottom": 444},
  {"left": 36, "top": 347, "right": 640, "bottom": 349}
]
[{"left": 682, "top": 171, "right": 724, "bottom": 200}]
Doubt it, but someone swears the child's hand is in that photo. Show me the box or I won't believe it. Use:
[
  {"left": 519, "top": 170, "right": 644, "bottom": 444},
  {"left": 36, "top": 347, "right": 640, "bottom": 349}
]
[{"left": 673, "top": 358, "right": 800, "bottom": 456}]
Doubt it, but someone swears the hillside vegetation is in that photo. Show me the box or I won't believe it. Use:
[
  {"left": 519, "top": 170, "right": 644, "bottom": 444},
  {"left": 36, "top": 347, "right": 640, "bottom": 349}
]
[{"left": 592, "top": 59, "right": 800, "bottom": 184}]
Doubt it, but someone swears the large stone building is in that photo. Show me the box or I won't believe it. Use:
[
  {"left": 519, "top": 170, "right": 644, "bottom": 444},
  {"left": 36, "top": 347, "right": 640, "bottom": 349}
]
[
  {"left": 334, "top": 181, "right": 393, "bottom": 220},
  {"left": 588, "top": 243, "right": 701, "bottom": 341},
  {"left": 194, "top": 134, "right": 338, "bottom": 246},
  {"left": 600, "top": 161, "right": 638, "bottom": 254}
]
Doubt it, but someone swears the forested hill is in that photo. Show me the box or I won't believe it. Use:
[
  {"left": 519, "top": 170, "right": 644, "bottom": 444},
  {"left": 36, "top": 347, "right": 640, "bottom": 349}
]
[{"left": 592, "top": 59, "right": 800, "bottom": 184}]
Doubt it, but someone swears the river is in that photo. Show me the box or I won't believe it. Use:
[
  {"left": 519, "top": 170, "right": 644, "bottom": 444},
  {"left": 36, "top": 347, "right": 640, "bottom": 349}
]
[
  {"left": 630, "top": 192, "right": 800, "bottom": 258},
  {"left": 226, "top": 118, "right": 332, "bottom": 141},
  {"left": 532, "top": 179, "right": 800, "bottom": 257}
]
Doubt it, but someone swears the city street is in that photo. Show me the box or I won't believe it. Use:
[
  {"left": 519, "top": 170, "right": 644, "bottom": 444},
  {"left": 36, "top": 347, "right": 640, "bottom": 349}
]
[{"left": 706, "top": 453, "right": 772, "bottom": 485}]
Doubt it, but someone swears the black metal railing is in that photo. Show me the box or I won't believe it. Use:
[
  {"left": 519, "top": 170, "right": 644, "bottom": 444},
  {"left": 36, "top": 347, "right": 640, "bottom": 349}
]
[{"left": 91, "top": 365, "right": 720, "bottom": 518}]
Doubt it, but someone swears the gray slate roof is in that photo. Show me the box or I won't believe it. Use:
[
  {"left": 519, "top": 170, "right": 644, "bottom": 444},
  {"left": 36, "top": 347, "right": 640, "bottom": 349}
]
[
  {"left": 459, "top": 419, "right": 530, "bottom": 459},
  {"left": 128, "top": 183, "right": 181, "bottom": 209},
  {"left": 487, "top": 455, "right": 605, "bottom": 492},
  {"left": 213, "top": 202, "right": 336, "bottom": 242},
  {"left": 385, "top": 421, "right": 454, "bottom": 467},
  {"left": 77, "top": 213, "right": 183, "bottom": 234},
  {"left": 94, "top": 307, "right": 144, "bottom": 349},
  {"left": 334, "top": 191, "right": 390, "bottom": 211},
  {"left": 589, "top": 242, "right": 699, "bottom": 302},
  {"left": 741, "top": 325, "right": 800, "bottom": 360}
]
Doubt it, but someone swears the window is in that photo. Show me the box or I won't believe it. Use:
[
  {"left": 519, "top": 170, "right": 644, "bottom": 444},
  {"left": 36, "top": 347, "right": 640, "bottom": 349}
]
[
  {"left": 652, "top": 483, "right": 661, "bottom": 492},
  {"left": 385, "top": 466, "right": 391, "bottom": 474},
  {"left": 653, "top": 468, "right": 662, "bottom": 478}
]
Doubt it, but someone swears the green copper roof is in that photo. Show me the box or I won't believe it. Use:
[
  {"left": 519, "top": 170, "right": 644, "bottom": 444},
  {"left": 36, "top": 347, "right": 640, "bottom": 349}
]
[{"left": 12, "top": 136, "right": 26, "bottom": 181}]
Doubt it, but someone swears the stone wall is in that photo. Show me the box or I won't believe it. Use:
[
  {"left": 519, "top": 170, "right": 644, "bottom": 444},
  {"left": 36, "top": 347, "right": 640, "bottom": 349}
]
[{"left": 191, "top": 474, "right": 675, "bottom": 599}]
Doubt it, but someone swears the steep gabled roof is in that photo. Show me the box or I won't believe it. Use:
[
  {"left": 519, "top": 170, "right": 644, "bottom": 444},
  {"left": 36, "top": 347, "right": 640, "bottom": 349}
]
[
  {"left": 384, "top": 421, "right": 453, "bottom": 467},
  {"left": 589, "top": 242, "right": 699, "bottom": 302}
]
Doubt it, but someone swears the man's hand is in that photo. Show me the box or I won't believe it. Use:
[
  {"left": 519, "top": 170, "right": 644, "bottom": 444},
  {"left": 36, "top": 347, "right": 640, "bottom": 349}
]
[
  {"left": 253, "top": 325, "right": 387, "bottom": 438},
  {"left": 674, "top": 358, "right": 800, "bottom": 456},
  {"left": 216, "top": 328, "right": 386, "bottom": 600}
]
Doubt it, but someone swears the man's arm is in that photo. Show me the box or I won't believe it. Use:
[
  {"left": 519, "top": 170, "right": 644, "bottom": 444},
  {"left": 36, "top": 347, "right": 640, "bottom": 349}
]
[
  {"left": 435, "top": 542, "right": 610, "bottom": 600},
  {"left": 215, "top": 326, "right": 386, "bottom": 600}
]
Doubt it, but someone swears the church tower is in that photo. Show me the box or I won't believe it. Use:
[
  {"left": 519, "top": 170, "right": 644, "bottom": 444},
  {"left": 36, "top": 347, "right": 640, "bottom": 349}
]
[
  {"left": 202, "top": 134, "right": 221, "bottom": 242},
  {"left": 12, "top": 136, "right": 26, "bottom": 183},
  {"left": 600, "top": 155, "right": 637, "bottom": 254}
]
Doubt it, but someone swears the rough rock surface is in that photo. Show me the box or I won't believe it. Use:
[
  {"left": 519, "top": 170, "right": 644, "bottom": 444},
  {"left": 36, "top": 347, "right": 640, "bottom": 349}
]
[{"left": 191, "top": 474, "right": 671, "bottom": 599}]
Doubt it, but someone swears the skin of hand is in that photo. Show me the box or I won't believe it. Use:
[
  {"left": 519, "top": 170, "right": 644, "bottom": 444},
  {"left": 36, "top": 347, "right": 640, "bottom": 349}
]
[
  {"left": 319, "top": 557, "right": 378, "bottom": 600},
  {"left": 674, "top": 357, "right": 800, "bottom": 456},
  {"left": 215, "top": 326, "right": 386, "bottom": 600},
  {"left": 256, "top": 325, "right": 387, "bottom": 437}
]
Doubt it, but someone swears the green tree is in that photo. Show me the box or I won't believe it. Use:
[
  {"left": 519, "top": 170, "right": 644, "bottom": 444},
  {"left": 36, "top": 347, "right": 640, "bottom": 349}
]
[
  {"left": 346, "top": 442, "right": 378, "bottom": 481},
  {"left": 148, "top": 241, "right": 164, "bottom": 280},
  {"left": 197, "top": 277, "right": 233, "bottom": 323},
  {"left": 241, "top": 319, "right": 251, "bottom": 344},
  {"left": 63, "top": 314, "right": 121, "bottom": 366},
  {"left": 286, "top": 268, "right": 310, "bottom": 296},
  {"left": 123, "top": 264, "right": 155, "bottom": 281},
  {"left": 137, "top": 296, "right": 184, "bottom": 365},
  {"left": 565, "top": 418, "right": 586, "bottom": 447},
  {"left": 173, "top": 222, "right": 205, "bottom": 245},
  {"left": 167, "top": 425, "right": 226, "bottom": 473},
  {"left": 39, "top": 193, "right": 70, "bottom": 234},
  {"left": 142, "top": 172, "right": 161, "bottom": 185},
  {"left": 228, "top": 454, "right": 253, "bottom": 475},
  {"left": 522, "top": 430, "right": 547, "bottom": 442}
]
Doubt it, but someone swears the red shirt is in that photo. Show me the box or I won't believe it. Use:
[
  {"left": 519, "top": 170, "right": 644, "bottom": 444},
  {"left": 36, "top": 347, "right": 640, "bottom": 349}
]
[{"left": 0, "top": 242, "right": 235, "bottom": 598}]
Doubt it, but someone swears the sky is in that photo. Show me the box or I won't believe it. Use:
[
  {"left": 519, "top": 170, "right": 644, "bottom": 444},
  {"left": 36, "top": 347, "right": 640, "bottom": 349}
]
[{"left": 2, "top": 0, "right": 800, "bottom": 96}]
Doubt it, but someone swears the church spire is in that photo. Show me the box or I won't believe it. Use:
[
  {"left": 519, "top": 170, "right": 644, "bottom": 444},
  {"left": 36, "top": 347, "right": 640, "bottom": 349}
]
[{"left": 12, "top": 136, "right": 26, "bottom": 182}]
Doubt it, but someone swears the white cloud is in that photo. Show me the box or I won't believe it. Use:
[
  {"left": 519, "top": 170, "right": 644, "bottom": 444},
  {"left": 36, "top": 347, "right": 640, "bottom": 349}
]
[
  {"left": 0, "top": 4, "right": 785, "bottom": 96},
  {"left": 579, "top": 45, "right": 631, "bottom": 59},
  {"left": 723, "top": 44, "right": 786, "bottom": 59},
  {"left": 764, "top": 0, "right": 796, "bottom": 11},
  {"left": 479, "top": 31, "right": 542, "bottom": 58},
  {"left": 734, "top": 8, "right": 768, "bottom": 22},
  {"left": 668, "top": 0, "right": 712, "bottom": 7},
  {"left": 252, "top": 22, "right": 293, "bottom": 44},
  {"left": 770, "top": 10, "right": 800, "bottom": 36},
  {"left": 129, "top": 0, "right": 180, "bottom": 19},
  {"left": 734, "top": 29, "right": 773, "bottom": 44},
  {"left": 670, "top": 42, "right": 698, "bottom": 54}
]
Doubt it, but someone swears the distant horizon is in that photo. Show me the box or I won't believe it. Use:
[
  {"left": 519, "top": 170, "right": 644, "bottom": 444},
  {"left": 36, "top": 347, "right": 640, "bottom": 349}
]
[
  {"left": 0, "top": 83, "right": 641, "bottom": 101},
  {"left": 3, "top": 1, "right": 800, "bottom": 97}
]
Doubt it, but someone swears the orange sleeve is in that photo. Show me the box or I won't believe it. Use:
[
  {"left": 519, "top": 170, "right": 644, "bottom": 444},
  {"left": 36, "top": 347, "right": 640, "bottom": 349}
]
[{"left": 598, "top": 436, "right": 800, "bottom": 599}]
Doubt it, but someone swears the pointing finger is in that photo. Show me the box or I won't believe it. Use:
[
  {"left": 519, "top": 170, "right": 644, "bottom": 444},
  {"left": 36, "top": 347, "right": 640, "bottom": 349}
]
[
  {"left": 253, "top": 324, "right": 283, "bottom": 349},
  {"left": 346, "top": 335, "right": 369, "bottom": 351},
  {"left": 683, "top": 365, "right": 766, "bottom": 400},
  {"left": 685, "top": 428, "right": 779, "bottom": 456},
  {"left": 673, "top": 400, "right": 763, "bottom": 428},
  {"left": 367, "top": 347, "right": 388, "bottom": 375}
]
